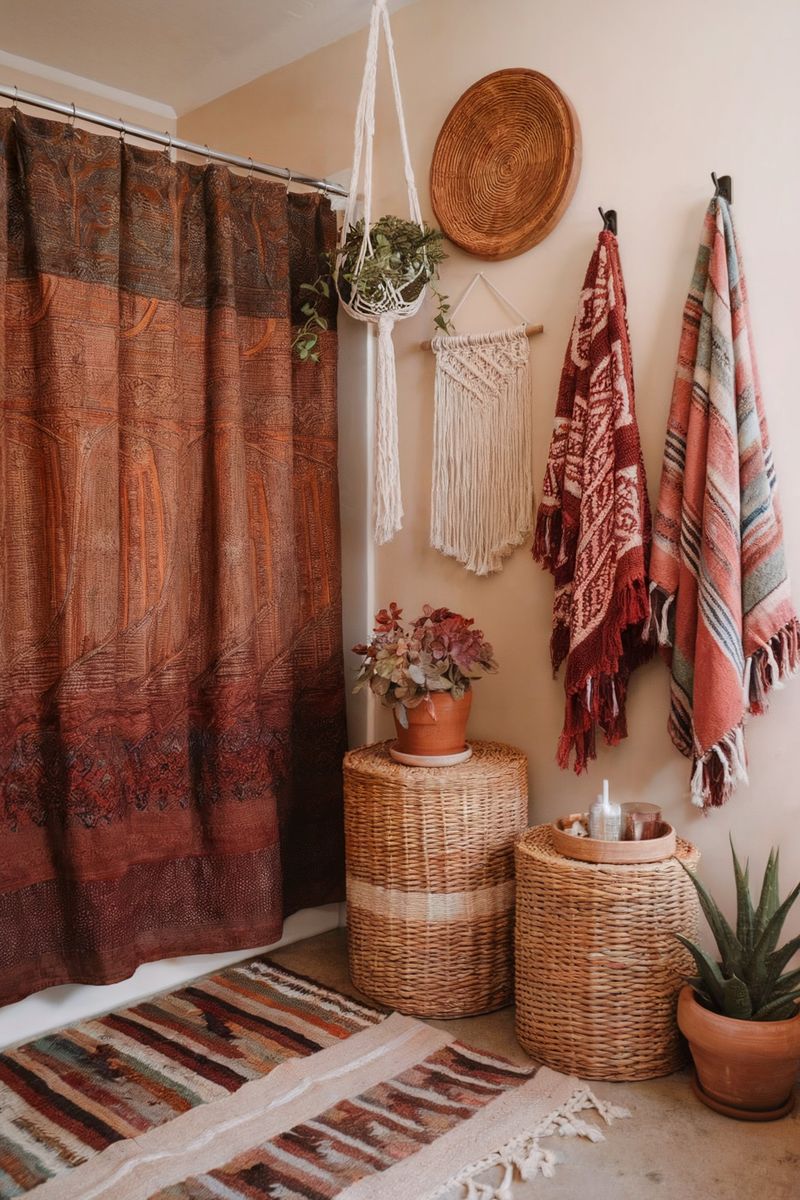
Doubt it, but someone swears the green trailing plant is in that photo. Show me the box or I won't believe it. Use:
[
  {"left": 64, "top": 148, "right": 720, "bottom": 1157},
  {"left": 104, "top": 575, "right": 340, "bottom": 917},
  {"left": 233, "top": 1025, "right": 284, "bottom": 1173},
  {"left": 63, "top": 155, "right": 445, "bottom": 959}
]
[
  {"left": 292, "top": 216, "right": 452, "bottom": 361},
  {"left": 676, "top": 840, "right": 800, "bottom": 1022},
  {"left": 292, "top": 276, "right": 331, "bottom": 363}
]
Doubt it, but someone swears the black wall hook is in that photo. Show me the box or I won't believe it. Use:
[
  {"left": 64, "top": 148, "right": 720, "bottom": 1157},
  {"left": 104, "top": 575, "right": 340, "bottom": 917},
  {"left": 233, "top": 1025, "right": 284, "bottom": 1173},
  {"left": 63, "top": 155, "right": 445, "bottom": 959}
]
[
  {"left": 598, "top": 206, "right": 618, "bottom": 235},
  {"left": 712, "top": 173, "right": 733, "bottom": 204}
]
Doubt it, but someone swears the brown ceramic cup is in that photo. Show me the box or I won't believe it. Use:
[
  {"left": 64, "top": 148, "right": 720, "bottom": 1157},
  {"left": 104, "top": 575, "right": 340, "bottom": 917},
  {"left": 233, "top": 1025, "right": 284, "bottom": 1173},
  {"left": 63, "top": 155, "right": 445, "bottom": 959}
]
[{"left": 621, "top": 801, "right": 662, "bottom": 841}]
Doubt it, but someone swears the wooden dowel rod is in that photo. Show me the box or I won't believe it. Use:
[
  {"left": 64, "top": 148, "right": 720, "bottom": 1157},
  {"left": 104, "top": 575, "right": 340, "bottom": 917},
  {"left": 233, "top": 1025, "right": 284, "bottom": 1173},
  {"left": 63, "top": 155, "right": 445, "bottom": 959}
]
[{"left": 420, "top": 323, "right": 544, "bottom": 351}]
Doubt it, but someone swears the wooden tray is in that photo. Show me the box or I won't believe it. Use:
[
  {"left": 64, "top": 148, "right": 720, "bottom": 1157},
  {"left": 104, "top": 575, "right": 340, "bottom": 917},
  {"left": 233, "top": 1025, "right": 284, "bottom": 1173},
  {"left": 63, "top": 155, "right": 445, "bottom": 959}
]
[{"left": 551, "top": 816, "right": 677, "bottom": 864}]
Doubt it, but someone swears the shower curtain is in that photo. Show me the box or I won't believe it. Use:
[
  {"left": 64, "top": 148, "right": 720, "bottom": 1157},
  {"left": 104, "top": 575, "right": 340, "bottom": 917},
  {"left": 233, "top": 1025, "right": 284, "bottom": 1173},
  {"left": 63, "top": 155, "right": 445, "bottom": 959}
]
[{"left": 0, "top": 110, "right": 347, "bottom": 1007}]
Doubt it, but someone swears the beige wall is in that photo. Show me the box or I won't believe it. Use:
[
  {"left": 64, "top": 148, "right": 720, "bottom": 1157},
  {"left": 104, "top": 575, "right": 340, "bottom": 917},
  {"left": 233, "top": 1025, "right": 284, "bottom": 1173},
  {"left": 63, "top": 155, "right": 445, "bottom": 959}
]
[
  {"left": 182, "top": 0, "right": 800, "bottom": 934},
  {"left": 0, "top": 63, "right": 177, "bottom": 140}
]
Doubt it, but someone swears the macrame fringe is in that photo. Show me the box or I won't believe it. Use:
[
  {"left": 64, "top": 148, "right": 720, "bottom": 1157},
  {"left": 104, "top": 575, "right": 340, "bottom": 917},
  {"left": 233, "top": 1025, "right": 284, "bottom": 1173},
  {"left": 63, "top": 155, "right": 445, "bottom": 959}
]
[
  {"left": 558, "top": 578, "right": 653, "bottom": 772},
  {"left": 423, "top": 1087, "right": 630, "bottom": 1200},
  {"left": 374, "top": 314, "right": 403, "bottom": 544},
  {"left": 430, "top": 327, "right": 533, "bottom": 575}
]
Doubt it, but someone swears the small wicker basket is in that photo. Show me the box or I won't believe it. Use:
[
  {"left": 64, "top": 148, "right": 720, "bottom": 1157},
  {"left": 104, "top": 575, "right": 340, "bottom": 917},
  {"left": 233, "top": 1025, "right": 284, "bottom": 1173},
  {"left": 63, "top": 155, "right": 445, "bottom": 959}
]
[
  {"left": 515, "top": 824, "right": 700, "bottom": 1080},
  {"left": 344, "top": 740, "right": 528, "bottom": 1018}
]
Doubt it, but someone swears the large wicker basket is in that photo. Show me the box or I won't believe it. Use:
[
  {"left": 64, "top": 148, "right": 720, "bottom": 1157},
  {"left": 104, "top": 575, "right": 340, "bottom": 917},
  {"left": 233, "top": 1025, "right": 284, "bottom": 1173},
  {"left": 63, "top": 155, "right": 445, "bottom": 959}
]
[
  {"left": 344, "top": 740, "right": 528, "bottom": 1018},
  {"left": 515, "top": 824, "right": 700, "bottom": 1080}
]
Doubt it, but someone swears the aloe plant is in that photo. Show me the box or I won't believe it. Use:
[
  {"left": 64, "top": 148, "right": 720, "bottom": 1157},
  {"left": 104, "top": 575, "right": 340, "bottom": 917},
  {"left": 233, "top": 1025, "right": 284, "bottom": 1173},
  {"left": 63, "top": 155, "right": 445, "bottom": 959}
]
[{"left": 676, "top": 840, "right": 800, "bottom": 1021}]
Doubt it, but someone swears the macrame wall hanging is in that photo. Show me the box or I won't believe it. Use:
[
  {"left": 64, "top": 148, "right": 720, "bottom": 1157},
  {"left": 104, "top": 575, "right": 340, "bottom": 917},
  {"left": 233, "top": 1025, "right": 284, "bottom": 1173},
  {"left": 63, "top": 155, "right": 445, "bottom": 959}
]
[
  {"left": 427, "top": 273, "right": 543, "bottom": 575},
  {"left": 337, "top": 0, "right": 430, "bottom": 544}
]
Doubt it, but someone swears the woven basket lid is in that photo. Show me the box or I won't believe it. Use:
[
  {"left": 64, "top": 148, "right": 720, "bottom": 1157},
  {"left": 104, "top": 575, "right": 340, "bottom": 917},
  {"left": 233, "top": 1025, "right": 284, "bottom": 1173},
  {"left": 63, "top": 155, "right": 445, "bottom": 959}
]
[{"left": 430, "top": 68, "right": 581, "bottom": 260}]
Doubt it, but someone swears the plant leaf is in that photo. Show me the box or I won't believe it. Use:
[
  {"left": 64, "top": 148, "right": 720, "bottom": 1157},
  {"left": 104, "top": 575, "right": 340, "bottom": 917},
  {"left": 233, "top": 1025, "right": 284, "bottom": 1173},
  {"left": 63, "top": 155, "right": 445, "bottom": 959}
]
[
  {"left": 773, "top": 964, "right": 800, "bottom": 995},
  {"left": 674, "top": 934, "right": 726, "bottom": 1010},
  {"left": 394, "top": 703, "right": 409, "bottom": 729},
  {"left": 730, "top": 837, "right": 754, "bottom": 952},
  {"left": 751, "top": 932, "right": 800, "bottom": 1009},
  {"left": 751, "top": 991, "right": 800, "bottom": 1021},
  {"left": 751, "top": 877, "right": 800, "bottom": 963},
  {"left": 754, "top": 848, "right": 780, "bottom": 938},
  {"left": 720, "top": 975, "right": 753, "bottom": 1019},
  {"left": 678, "top": 860, "right": 744, "bottom": 978}
]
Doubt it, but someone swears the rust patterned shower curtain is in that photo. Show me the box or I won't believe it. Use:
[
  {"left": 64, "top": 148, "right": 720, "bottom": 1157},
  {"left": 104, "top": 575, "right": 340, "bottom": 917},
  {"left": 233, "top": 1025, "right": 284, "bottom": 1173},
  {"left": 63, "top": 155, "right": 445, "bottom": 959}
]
[{"left": 0, "top": 110, "right": 347, "bottom": 1007}]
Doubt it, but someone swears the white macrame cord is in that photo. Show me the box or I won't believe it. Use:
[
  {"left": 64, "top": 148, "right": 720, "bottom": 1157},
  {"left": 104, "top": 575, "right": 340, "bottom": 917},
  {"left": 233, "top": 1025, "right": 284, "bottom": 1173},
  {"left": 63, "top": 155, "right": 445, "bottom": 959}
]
[
  {"left": 339, "top": 0, "right": 427, "bottom": 544},
  {"left": 430, "top": 274, "right": 535, "bottom": 575}
]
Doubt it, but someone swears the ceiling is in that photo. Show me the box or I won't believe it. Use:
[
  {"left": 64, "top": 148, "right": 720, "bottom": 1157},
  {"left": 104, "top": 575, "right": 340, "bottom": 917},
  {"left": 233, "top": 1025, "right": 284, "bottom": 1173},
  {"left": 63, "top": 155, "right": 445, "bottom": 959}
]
[{"left": 0, "top": 0, "right": 418, "bottom": 116}]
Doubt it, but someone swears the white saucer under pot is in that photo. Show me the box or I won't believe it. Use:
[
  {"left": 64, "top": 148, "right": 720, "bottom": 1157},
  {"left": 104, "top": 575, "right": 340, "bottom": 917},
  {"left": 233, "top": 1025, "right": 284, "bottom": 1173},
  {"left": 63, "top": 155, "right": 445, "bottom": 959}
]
[{"left": 389, "top": 744, "right": 473, "bottom": 767}]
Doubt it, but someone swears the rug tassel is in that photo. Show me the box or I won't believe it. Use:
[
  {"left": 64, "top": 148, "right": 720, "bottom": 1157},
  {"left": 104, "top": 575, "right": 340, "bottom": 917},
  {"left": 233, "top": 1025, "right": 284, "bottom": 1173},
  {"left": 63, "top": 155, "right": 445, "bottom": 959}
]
[{"left": 424, "top": 1087, "right": 630, "bottom": 1200}]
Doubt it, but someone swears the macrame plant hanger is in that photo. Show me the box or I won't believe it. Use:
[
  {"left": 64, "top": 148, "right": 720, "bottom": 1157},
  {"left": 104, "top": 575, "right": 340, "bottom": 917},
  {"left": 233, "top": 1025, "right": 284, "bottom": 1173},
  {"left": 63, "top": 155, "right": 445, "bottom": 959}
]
[
  {"left": 428, "top": 273, "right": 540, "bottom": 575},
  {"left": 338, "top": 0, "right": 427, "bottom": 545}
]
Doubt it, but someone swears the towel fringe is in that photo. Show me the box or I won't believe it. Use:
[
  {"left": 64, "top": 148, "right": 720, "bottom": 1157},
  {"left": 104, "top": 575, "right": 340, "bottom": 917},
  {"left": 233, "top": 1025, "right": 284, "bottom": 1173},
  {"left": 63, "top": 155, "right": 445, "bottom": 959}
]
[
  {"left": 558, "top": 578, "right": 652, "bottom": 772},
  {"left": 691, "top": 724, "right": 748, "bottom": 809},
  {"left": 424, "top": 1087, "right": 630, "bottom": 1200},
  {"left": 746, "top": 618, "right": 800, "bottom": 714},
  {"left": 532, "top": 503, "right": 562, "bottom": 574},
  {"left": 645, "top": 583, "right": 675, "bottom": 648}
]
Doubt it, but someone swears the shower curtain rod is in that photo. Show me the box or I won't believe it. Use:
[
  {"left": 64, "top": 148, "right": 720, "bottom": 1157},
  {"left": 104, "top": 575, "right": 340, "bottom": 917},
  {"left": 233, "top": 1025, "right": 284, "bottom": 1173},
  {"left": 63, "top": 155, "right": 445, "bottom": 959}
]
[{"left": 0, "top": 84, "right": 349, "bottom": 197}]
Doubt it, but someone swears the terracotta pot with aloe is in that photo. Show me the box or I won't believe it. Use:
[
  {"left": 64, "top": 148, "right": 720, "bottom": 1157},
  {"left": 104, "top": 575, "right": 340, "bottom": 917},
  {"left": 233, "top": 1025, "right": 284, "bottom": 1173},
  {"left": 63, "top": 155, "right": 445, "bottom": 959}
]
[
  {"left": 352, "top": 603, "right": 497, "bottom": 763},
  {"left": 676, "top": 841, "right": 800, "bottom": 1121}
]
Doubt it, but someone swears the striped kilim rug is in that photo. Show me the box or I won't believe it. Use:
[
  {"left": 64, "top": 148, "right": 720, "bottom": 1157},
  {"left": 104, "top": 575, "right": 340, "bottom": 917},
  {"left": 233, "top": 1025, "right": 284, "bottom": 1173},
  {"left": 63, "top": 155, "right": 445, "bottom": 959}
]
[{"left": 0, "top": 961, "right": 627, "bottom": 1199}]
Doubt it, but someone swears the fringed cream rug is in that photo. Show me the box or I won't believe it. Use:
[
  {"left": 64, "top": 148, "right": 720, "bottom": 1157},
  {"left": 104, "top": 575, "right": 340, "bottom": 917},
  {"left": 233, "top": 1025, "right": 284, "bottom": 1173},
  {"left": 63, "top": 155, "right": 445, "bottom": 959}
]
[{"left": 17, "top": 1008, "right": 627, "bottom": 1198}]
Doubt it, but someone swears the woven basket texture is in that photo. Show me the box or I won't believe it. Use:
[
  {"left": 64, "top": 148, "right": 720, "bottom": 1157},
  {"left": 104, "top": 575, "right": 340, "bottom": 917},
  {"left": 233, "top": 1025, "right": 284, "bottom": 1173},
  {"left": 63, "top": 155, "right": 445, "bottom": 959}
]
[
  {"left": 515, "top": 824, "right": 700, "bottom": 1080},
  {"left": 430, "top": 68, "right": 581, "bottom": 260},
  {"left": 344, "top": 740, "right": 528, "bottom": 1018}
]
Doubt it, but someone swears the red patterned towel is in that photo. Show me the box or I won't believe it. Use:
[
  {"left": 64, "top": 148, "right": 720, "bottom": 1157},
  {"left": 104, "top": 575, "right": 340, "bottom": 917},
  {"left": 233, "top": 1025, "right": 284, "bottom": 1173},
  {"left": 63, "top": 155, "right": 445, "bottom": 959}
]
[
  {"left": 650, "top": 196, "right": 800, "bottom": 808},
  {"left": 534, "top": 231, "right": 651, "bottom": 771}
]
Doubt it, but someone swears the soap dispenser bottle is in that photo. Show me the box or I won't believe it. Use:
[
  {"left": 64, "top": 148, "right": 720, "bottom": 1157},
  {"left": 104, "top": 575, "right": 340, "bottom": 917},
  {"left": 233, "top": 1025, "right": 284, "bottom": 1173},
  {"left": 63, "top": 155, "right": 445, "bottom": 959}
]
[{"left": 588, "top": 779, "right": 621, "bottom": 841}]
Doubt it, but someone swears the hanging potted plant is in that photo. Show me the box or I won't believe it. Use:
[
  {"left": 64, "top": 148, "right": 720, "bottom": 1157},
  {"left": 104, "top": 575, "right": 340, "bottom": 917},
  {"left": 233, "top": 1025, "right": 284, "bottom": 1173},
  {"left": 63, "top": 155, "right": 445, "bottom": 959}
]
[
  {"left": 352, "top": 603, "right": 498, "bottom": 764},
  {"left": 676, "top": 841, "right": 800, "bottom": 1121},
  {"left": 292, "top": 216, "right": 451, "bottom": 362},
  {"left": 329, "top": 0, "right": 455, "bottom": 546}
]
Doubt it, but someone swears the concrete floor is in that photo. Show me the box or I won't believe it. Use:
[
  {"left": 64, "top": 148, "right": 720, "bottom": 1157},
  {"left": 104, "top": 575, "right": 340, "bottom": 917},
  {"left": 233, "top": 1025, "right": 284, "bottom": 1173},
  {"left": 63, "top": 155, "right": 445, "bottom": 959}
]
[{"left": 271, "top": 929, "right": 799, "bottom": 1200}]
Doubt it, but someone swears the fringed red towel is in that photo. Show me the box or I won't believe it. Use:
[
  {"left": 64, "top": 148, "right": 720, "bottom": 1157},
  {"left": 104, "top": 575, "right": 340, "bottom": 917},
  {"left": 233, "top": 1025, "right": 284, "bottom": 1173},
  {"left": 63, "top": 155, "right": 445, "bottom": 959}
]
[
  {"left": 650, "top": 194, "right": 800, "bottom": 809},
  {"left": 534, "top": 230, "right": 652, "bottom": 772}
]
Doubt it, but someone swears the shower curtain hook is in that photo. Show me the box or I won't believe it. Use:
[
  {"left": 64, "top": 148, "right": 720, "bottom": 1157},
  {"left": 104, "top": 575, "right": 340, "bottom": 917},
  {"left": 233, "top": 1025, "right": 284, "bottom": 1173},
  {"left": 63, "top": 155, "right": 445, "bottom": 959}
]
[
  {"left": 203, "top": 144, "right": 211, "bottom": 166},
  {"left": 69, "top": 102, "right": 76, "bottom": 129},
  {"left": 246, "top": 156, "right": 254, "bottom": 181},
  {"left": 285, "top": 166, "right": 294, "bottom": 187},
  {"left": 118, "top": 118, "right": 126, "bottom": 145},
  {"left": 11, "top": 85, "right": 18, "bottom": 121}
]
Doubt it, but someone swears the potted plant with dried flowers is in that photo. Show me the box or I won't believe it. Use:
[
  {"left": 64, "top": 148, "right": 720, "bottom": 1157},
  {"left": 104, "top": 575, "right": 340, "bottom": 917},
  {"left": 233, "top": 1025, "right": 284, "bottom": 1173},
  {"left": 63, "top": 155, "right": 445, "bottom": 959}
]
[
  {"left": 352, "top": 603, "right": 497, "bottom": 763},
  {"left": 676, "top": 840, "right": 800, "bottom": 1121}
]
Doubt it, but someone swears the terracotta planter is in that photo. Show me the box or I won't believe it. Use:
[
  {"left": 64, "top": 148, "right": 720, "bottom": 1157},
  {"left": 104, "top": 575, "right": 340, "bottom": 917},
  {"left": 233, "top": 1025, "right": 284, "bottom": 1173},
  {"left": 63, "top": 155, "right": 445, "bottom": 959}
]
[
  {"left": 677, "top": 985, "right": 800, "bottom": 1121},
  {"left": 393, "top": 690, "right": 472, "bottom": 758}
]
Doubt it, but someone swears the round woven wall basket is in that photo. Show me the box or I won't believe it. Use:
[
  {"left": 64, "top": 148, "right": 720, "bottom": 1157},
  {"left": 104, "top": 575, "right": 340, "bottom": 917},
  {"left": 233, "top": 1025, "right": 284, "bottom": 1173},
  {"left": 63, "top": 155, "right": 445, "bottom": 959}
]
[{"left": 430, "top": 68, "right": 581, "bottom": 260}]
